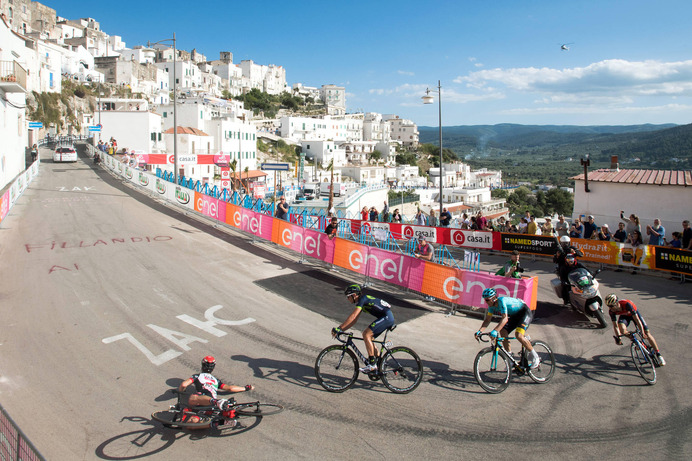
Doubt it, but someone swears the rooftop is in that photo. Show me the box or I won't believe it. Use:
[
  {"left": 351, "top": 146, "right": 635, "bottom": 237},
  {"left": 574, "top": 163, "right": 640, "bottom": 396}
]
[{"left": 571, "top": 168, "right": 691, "bottom": 186}]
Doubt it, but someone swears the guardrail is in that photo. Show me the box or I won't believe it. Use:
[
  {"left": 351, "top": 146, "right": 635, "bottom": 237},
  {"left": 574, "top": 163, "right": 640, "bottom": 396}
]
[{"left": 0, "top": 402, "right": 45, "bottom": 460}]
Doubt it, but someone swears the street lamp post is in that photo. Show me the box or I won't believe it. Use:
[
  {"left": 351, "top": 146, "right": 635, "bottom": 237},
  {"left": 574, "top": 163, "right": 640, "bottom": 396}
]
[
  {"left": 148, "top": 33, "right": 178, "bottom": 184},
  {"left": 422, "top": 80, "right": 443, "bottom": 218},
  {"left": 98, "top": 86, "right": 103, "bottom": 143}
]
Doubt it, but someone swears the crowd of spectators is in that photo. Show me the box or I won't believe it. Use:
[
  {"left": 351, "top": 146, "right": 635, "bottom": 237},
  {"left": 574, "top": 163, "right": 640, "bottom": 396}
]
[{"left": 354, "top": 204, "right": 690, "bottom": 251}]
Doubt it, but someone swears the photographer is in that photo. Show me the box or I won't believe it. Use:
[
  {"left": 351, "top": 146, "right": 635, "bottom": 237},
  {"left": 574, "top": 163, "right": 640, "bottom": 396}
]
[{"left": 495, "top": 250, "right": 525, "bottom": 279}]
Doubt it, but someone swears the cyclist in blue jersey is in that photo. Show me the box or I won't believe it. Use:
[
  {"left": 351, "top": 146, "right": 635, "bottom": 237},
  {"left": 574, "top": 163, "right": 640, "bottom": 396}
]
[
  {"left": 333, "top": 284, "right": 395, "bottom": 373},
  {"left": 474, "top": 288, "right": 540, "bottom": 368}
]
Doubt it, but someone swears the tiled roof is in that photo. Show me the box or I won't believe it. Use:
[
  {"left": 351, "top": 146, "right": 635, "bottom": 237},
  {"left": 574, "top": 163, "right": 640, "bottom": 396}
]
[
  {"left": 230, "top": 170, "right": 267, "bottom": 179},
  {"left": 571, "top": 169, "right": 692, "bottom": 186},
  {"left": 164, "top": 126, "right": 210, "bottom": 136}
]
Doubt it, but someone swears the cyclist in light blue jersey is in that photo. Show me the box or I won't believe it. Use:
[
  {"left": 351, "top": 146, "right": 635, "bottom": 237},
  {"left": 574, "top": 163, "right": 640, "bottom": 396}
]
[
  {"left": 333, "top": 284, "right": 395, "bottom": 373},
  {"left": 474, "top": 288, "right": 540, "bottom": 368}
]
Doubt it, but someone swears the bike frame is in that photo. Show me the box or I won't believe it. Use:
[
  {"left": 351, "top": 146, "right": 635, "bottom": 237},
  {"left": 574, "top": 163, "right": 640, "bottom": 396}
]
[
  {"left": 486, "top": 335, "right": 530, "bottom": 372},
  {"left": 335, "top": 329, "right": 394, "bottom": 366}
]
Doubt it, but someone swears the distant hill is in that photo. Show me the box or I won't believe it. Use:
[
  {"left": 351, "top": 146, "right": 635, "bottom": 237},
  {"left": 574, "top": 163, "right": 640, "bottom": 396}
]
[{"left": 417, "top": 123, "right": 691, "bottom": 186}]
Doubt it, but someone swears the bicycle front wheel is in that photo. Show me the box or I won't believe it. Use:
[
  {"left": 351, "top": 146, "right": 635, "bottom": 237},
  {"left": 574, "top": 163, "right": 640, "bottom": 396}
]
[
  {"left": 380, "top": 347, "right": 423, "bottom": 394},
  {"left": 315, "top": 345, "right": 359, "bottom": 392},
  {"left": 235, "top": 403, "right": 284, "bottom": 416},
  {"left": 631, "top": 341, "right": 656, "bottom": 385},
  {"left": 527, "top": 340, "right": 556, "bottom": 383},
  {"left": 474, "top": 347, "right": 511, "bottom": 393}
]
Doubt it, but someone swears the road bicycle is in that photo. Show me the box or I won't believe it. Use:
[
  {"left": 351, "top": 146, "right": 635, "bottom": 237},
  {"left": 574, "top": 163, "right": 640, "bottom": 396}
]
[
  {"left": 473, "top": 333, "right": 555, "bottom": 393},
  {"left": 617, "top": 326, "right": 659, "bottom": 385},
  {"left": 151, "top": 389, "right": 283, "bottom": 430},
  {"left": 314, "top": 326, "right": 423, "bottom": 394}
]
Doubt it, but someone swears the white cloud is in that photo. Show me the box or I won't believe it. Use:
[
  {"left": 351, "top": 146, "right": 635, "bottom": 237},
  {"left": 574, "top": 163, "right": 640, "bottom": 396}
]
[
  {"left": 455, "top": 59, "right": 692, "bottom": 99},
  {"left": 397, "top": 70, "right": 415, "bottom": 76}
]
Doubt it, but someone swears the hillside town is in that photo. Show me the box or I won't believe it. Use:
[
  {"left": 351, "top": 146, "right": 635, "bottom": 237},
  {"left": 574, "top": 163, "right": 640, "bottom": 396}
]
[{"left": 0, "top": 0, "right": 510, "bottom": 223}]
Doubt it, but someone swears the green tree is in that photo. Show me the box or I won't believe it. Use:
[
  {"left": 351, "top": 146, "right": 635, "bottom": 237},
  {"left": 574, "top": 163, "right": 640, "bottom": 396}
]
[{"left": 544, "top": 188, "right": 574, "bottom": 216}]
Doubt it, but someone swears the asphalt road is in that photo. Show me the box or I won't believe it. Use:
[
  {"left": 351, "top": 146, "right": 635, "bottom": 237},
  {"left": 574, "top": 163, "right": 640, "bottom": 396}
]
[{"left": 0, "top": 146, "right": 690, "bottom": 460}]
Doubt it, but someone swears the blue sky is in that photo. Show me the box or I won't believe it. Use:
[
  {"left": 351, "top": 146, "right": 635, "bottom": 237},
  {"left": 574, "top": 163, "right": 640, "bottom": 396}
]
[{"left": 49, "top": 0, "right": 692, "bottom": 126}]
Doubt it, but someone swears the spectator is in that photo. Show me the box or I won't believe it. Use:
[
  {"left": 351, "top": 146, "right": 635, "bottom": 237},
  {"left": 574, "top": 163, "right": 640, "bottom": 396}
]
[
  {"left": 391, "top": 209, "right": 402, "bottom": 223},
  {"left": 477, "top": 210, "right": 487, "bottom": 231},
  {"left": 31, "top": 144, "right": 38, "bottom": 162},
  {"left": 620, "top": 211, "right": 642, "bottom": 235},
  {"left": 486, "top": 219, "right": 496, "bottom": 232},
  {"left": 414, "top": 209, "right": 426, "bottom": 226},
  {"left": 627, "top": 229, "right": 643, "bottom": 246},
  {"left": 275, "top": 196, "right": 288, "bottom": 220},
  {"left": 646, "top": 218, "right": 665, "bottom": 246},
  {"left": 325, "top": 217, "right": 339, "bottom": 240},
  {"left": 122, "top": 152, "right": 131, "bottom": 164},
  {"left": 439, "top": 208, "right": 452, "bottom": 227},
  {"left": 541, "top": 217, "right": 554, "bottom": 236},
  {"left": 666, "top": 232, "right": 682, "bottom": 248},
  {"left": 495, "top": 250, "right": 524, "bottom": 279},
  {"left": 612, "top": 222, "right": 628, "bottom": 242},
  {"left": 460, "top": 213, "right": 470, "bottom": 229},
  {"left": 517, "top": 217, "right": 528, "bottom": 234},
  {"left": 470, "top": 216, "right": 479, "bottom": 230},
  {"left": 361, "top": 206, "right": 368, "bottom": 221},
  {"left": 598, "top": 224, "right": 612, "bottom": 241},
  {"left": 526, "top": 215, "right": 538, "bottom": 235},
  {"left": 555, "top": 215, "right": 569, "bottom": 237},
  {"left": 569, "top": 218, "right": 584, "bottom": 239},
  {"left": 627, "top": 230, "right": 644, "bottom": 275},
  {"left": 413, "top": 236, "right": 433, "bottom": 261},
  {"left": 369, "top": 207, "right": 378, "bottom": 222},
  {"left": 682, "top": 220, "right": 692, "bottom": 250},
  {"left": 496, "top": 217, "right": 508, "bottom": 233},
  {"left": 429, "top": 210, "right": 438, "bottom": 227},
  {"left": 583, "top": 215, "right": 598, "bottom": 239}
]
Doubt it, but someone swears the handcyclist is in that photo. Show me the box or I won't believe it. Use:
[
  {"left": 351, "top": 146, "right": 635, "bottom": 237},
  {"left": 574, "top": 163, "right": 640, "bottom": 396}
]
[
  {"left": 474, "top": 288, "right": 541, "bottom": 369},
  {"left": 178, "top": 356, "right": 254, "bottom": 422},
  {"left": 333, "top": 284, "right": 395, "bottom": 373},
  {"left": 605, "top": 294, "right": 666, "bottom": 366}
]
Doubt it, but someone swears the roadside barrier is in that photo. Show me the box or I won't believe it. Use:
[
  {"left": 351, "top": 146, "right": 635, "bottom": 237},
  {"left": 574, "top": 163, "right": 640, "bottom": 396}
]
[
  {"left": 0, "top": 402, "right": 45, "bottom": 460},
  {"left": 99, "top": 154, "right": 539, "bottom": 311}
]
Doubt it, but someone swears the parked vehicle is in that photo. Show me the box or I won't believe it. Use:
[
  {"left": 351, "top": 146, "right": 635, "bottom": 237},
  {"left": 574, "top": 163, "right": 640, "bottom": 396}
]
[
  {"left": 301, "top": 183, "right": 317, "bottom": 200},
  {"left": 319, "top": 182, "right": 346, "bottom": 197},
  {"left": 53, "top": 144, "right": 77, "bottom": 162},
  {"left": 551, "top": 267, "right": 607, "bottom": 328}
]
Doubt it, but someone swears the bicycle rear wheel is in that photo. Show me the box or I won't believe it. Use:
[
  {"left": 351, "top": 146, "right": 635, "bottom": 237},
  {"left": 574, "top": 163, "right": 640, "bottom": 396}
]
[
  {"left": 474, "top": 347, "right": 511, "bottom": 393},
  {"left": 235, "top": 403, "right": 284, "bottom": 416},
  {"left": 315, "top": 345, "right": 359, "bottom": 392},
  {"left": 631, "top": 341, "right": 656, "bottom": 385},
  {"left": 527, "top": 340, "right": 556, "bottom": 383},
  {"left": 151, "top": 410, "right": 211, "bottom": 429},
  {"left": 380, "top": 347, "right": 423, "bottom": 394}
]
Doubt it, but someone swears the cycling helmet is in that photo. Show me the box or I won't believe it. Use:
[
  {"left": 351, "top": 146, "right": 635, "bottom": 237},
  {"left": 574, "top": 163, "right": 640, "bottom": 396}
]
[
  {"left": 605, "top": 293, "right": 619, "bottom": 308},
  {"left": 482, "top": 288, "right": 497, "bottom": 299},
  {"left": 344, "top": 284, "right": 362, "bottom": 297},
  {"left": 201, "top": 356, "right": 216, "bottom": 373},
  {"left": 559, "top": 235, "right": 571, "bottom": 246}
]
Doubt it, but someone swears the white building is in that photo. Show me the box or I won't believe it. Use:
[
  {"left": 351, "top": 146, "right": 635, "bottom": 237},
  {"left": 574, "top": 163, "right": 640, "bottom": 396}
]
[
  {"left": 384, "top": 115, "right": 419, "bottom": 149},
  {"left": 239, "top": 60, "right": 286, "bottom": 95},
  {"left": 204, "top": 118, "right": 258, "bottom": 171},
  {"left": 280, "top": 115, "right": 363, "bottom": 143},
  {"left": 98, "top": 98, "right": 164, "bottom": 153},
  {"left": 571, "top": 162, "right": 692, "bottom": 235},
  {"left": 320, "top": 84, "right": 345, "bottom": 115},
  {"left": 0, "top": 14, "right": 29, "bottom": 190},
  {"left": 340, "top": 165, "right": 388, "bottom": 185},
  {"left": 363, "top": 112, "right": 391, "bottom": 142},
  {"left": 301, "top": 140, "right": 347, "bottom": 168}
]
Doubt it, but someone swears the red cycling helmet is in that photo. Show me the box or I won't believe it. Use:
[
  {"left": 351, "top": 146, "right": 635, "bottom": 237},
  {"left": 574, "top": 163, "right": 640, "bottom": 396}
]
[{"left": 201, "top": 356, "right": 216, "bottom": 373}]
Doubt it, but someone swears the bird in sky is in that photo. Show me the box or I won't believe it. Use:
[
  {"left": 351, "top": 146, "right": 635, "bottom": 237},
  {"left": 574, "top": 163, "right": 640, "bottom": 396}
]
[{"left": 560, "top": 43, "right": 574, "bottom": 51}]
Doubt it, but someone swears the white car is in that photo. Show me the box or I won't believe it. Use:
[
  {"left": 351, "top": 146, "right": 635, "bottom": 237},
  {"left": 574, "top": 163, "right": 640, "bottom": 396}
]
[{"left": 53, "top": 145, "right": 77, "bottom": 162}]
